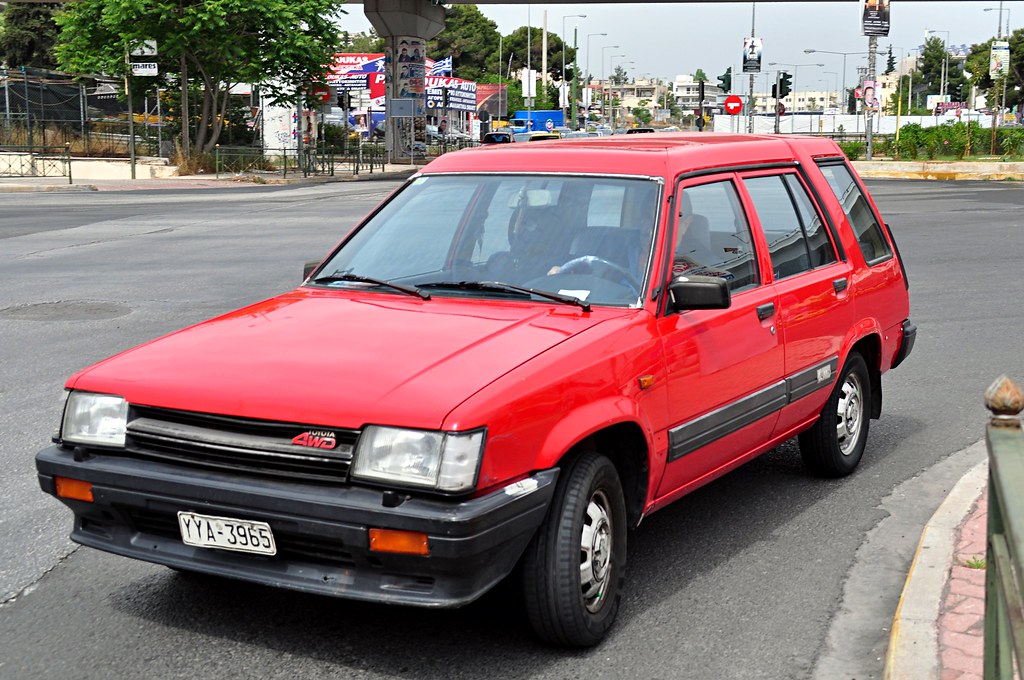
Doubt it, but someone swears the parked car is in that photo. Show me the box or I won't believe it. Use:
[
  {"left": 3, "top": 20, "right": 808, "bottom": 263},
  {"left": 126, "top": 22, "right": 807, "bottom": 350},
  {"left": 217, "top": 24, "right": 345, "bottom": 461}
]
[
  {"left": 625, "top": 127, "right": 656, "bottom": 134},
  {"left": 481, "top": 131, "right": 514, "bottom": 144},
  {"left": 36, "top": 133, "right": 914, "bottom": 648}
]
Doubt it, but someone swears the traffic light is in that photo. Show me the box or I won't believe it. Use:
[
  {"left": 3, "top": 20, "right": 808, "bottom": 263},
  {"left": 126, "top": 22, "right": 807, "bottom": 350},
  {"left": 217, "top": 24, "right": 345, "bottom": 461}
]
[
  {"left": 718, "top": 67, "right": 732, "bottom": 93},
  {"left": 778, "top": 72, "right": 792, "bottom": 99},
  {"left": 772, "top": 84, "right": 778, "bottom": 99}
]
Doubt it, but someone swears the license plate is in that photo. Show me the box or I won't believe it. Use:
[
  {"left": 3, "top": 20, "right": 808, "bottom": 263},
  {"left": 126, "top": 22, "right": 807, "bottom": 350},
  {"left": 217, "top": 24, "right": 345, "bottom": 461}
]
[{"left": 177, "top": 511, "right": 277, "bottom": 556}]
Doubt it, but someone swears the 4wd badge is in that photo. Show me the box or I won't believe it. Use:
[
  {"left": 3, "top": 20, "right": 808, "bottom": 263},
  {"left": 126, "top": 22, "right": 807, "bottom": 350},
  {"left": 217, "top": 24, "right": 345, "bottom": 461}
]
[{"left": 291, "top": 430, "right": 337, "bottom": 449}]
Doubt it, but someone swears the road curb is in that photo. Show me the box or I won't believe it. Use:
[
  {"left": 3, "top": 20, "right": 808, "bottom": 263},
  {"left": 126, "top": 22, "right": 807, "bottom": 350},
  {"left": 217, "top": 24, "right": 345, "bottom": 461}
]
[
  {"left": 0, "top": 183, "right": 98, "bottom": 193},
  {"left": 883, "top": 458, "right": 988, "bottom": 680}
]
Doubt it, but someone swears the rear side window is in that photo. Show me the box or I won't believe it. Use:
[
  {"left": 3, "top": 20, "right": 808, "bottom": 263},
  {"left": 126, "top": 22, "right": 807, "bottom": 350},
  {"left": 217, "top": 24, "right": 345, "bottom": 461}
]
[
  {"left": 743, "top": 174, "right": 837, "bottom": 280},
  {"left": 817, "top": 164, "right": 892, "bottom": 264}
]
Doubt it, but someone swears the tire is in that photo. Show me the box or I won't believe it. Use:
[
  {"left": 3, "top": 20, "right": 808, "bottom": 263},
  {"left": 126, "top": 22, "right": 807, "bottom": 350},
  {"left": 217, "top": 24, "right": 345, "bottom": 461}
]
[
  {"left": 799, "top": 352, "right": 872, "bottom": 477},
  {"left": 521, "top": 452, "right": 627, "bottom": 647}
]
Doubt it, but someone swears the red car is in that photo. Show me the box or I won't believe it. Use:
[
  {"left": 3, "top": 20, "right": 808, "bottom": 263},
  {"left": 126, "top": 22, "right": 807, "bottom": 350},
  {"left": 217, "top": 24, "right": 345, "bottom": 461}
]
[{"left": 37, "top": 133, "right": 914, "bottom": 647}]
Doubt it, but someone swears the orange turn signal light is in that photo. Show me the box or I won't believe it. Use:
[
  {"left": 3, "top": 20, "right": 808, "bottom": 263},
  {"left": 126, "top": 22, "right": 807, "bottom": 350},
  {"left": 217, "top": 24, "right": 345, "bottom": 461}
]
[
  {"left": 368, "top": 528, "right": 429, "bottom": 556},
  {"left": 55, "top": 476, "right": 93, "bottom": 502}
]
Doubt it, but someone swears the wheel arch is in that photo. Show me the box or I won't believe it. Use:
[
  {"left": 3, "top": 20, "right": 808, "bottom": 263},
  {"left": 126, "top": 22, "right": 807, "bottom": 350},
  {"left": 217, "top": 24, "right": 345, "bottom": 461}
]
[
  {"left": 847, "top": 332, "right": 882, "bottom": 419},
  {"left": 553, "top": 422, "right": 650, "bottom": 529}
]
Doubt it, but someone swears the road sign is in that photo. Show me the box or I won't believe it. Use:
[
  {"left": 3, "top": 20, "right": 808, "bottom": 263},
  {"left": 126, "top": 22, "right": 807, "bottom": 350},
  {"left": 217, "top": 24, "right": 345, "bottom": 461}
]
[
  {"left": 724, "top": 95, "right": 744, "bottom": 115},
  {"left": 776, "top": 102, "right": 786, "bottom": 115}
]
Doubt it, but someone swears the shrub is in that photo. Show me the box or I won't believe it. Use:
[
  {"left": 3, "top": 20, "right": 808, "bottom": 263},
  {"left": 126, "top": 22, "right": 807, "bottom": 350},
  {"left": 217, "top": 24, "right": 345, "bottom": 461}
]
[{"left": 838, "top": 140, "right": 865, "bottom": 160}]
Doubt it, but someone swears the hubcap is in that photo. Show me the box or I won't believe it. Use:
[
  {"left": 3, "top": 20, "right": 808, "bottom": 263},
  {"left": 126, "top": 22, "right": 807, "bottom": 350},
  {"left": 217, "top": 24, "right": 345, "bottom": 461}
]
[
  {"left": 579, "top": 489, "right": 613, "bottom": 613},
  {"left": 835, "top": 371, "right": 864, "bottom": 456}
]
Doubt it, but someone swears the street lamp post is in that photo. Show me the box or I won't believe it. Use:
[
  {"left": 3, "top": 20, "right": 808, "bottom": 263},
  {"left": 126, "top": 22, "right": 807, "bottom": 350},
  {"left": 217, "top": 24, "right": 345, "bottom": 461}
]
[
  {"left": 601, "top": 45, "right": 620, "bottom": 124},
  {"left": 585, "top": 33, "right": 607, "bottom": 127},
  {"left": 561, "top": 14, "right": 586, "bottom": 127},
  {"left": 805, "top": 48, "right": 873, "bottom": 114},
  {"left": 925, "top": 29, "right": 950, "bottom": 98},
  {"left": 984, "top": 4, "right": 1010, "bottom": 39},
  {"left": 606, "top": 53, "right": 625, "bottom": 125},
  {"left": 769, "top": 61, "right": 823, "bottom": 131},
  {"left": 610, "top": 58, "right": 633, "bottom": 128},
  {"left": 823, "top": 71, "right": 839, "bottom": 108}
]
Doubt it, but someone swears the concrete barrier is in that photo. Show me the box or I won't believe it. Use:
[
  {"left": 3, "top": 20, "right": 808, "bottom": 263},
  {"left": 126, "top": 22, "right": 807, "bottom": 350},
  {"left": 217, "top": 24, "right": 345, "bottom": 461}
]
[{"left": 853, "top": 160, "right": 1024, "bottom": 181}]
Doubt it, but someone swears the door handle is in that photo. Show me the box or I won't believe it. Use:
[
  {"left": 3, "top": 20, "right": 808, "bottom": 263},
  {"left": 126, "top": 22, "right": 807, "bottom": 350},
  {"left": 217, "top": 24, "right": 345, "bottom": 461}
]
[
  {"left": 756, "top": 302, "right": 775, "bottom": 320},
  {"left": 833, "top": 278, "right": 849, "bottom": 293}
]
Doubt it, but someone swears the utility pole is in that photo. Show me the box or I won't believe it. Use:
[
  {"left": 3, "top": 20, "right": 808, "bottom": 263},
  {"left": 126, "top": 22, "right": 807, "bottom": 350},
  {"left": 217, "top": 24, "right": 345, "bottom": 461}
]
[
  {"left": 748, "top": 2, "right": 755, "bottom": 133},
  {"left": 866, "top": 36, "right": 877, "bottom": 160}
]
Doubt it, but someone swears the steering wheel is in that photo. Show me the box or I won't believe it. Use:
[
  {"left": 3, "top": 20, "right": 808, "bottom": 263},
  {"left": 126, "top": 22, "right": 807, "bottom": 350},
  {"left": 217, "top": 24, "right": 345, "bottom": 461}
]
[{"left": 558, "top": 256, "right": 641, "bottom": 295}]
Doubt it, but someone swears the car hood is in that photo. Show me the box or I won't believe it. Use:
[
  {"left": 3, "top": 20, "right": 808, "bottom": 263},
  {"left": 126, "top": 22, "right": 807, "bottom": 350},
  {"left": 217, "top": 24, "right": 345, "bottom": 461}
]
[{"left": 69, "top": 289, "right": 631, "bottom": 430}]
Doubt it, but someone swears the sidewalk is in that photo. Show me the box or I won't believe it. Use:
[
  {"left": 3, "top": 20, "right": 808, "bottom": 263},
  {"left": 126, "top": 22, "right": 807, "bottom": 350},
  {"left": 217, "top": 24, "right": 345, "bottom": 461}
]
[
  {"left": 884, "top": 459, "right": 989, "bottom": 680},
  {"left": 0, "top": 163, "right": 420, "bottom": 192}
]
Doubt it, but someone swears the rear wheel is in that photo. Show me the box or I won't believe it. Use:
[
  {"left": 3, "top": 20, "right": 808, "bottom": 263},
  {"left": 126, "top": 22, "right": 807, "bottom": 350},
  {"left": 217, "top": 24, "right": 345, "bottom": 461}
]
[
  {"left": 521, "top": 452, "right": 627, "bottom": 647},
  {"left": 799, "top": 353, "right": 871, "bottom": 477}
]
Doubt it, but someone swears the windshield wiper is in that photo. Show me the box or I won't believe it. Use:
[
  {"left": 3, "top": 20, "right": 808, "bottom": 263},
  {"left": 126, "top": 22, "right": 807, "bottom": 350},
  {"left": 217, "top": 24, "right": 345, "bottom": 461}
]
[
  {"left": 312, "top": 273, "right": 430, "bottom": 300},
  {"left": 418, "top": 280, "right": 591, "bottom": 312}
]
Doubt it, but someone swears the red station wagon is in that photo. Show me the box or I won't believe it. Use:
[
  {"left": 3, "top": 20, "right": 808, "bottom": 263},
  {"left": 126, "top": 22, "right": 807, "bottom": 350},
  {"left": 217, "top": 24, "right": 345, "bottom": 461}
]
[{"left": 37, "top": 133, "right": 914, "bottom": 647}]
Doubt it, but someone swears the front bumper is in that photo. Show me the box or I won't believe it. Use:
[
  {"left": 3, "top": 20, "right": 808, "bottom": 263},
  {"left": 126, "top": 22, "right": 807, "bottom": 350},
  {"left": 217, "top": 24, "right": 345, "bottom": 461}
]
[{"left": 36, "top": 445, "right": 557, "bottom": 607}]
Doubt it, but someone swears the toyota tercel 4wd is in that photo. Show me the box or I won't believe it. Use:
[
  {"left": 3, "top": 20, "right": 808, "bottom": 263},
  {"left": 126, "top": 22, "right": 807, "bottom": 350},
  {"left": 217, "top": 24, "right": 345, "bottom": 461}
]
[{"left": 37, "top": 133, "right": 914, "bottom": 647}]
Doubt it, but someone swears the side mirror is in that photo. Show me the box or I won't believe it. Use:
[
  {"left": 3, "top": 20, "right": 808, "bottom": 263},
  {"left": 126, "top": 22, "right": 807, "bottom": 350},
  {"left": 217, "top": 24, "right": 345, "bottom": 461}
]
[
  {"left": 668, "top": 275, "right": 731, "bottom": 312},
  {"left": 303, "top": 259, "right": 321, "bottom": 281}
]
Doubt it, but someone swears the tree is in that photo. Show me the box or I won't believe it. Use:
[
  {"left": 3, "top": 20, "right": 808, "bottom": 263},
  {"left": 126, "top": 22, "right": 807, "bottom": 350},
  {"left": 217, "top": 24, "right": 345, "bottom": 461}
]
[
  {"left": 611, "top": 64, "right": 628, "bottom": 85},
  {"left": 54, "top": 0, "right": 345, "bottom": 155},
  {"left": 502, "top": 26, "right": 575, "bottom": 84},
  {"left": 693, "top": 69, "right": 708, "bottom": 83},
  {"left": 428, "top": 5, "right": 501, "bottom": 82},
  {"left": 964, "top": 29, "right": 1024, "bottom": 111},
  {"left": 918, "top": 36, "right": 949, "bottom": 98},
  {"left": 632, "top": 99, "right": 652, "bottom": 125},
  {"left": 340, "top": 30, "right": 384, "bottom": 54},
  {"left": 0, "top": 3, "right": 59, "bottom": 69},
  {"left": 885, "top": 46, "right": 896, "bottom": 75}
]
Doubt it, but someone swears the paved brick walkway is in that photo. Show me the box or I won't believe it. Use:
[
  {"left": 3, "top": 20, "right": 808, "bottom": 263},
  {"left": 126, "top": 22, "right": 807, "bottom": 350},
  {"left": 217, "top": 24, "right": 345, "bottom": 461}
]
[{"left": 938, "top": 489, "right": 987, "bottom": 680}]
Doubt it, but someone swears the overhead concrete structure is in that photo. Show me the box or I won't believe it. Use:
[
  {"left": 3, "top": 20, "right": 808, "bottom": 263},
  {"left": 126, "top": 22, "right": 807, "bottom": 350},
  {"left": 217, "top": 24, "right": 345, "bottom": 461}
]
[{"left": 364, "top": 0, "right": 445, "bottom": 159}]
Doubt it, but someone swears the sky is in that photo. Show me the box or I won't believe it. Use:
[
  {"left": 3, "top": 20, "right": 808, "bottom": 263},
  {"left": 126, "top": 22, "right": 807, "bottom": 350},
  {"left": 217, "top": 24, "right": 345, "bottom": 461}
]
[{"left": 338, "top": 1, "right": 1018, "bottom": 91}]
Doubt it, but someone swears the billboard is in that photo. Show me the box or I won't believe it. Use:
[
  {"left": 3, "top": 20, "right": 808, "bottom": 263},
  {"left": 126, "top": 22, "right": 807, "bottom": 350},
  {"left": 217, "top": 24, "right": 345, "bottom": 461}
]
[
  {"left": 862, "top": 0, "right": 891, "bottom": 37},
  {"left": 476, "top": 83, "right": 508, "bottom": 119},
  {"left": 990, "top": 41, "right": 1010, "bottom": 78},
  {"left": 743, "top": 38, "right": 762, "bottom": 74},
  {"left": 426, "top": 78, "right": 478, "bottom": 113}
]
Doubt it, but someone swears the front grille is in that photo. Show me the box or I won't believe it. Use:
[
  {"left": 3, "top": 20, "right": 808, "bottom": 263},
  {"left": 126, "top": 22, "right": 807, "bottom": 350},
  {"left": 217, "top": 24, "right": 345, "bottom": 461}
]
[
  {"left": 124, "top": 405, "right": 358, "bottom": 483},
  {"left": 125, "top": 508, "right": 357, "bottom": 567}
]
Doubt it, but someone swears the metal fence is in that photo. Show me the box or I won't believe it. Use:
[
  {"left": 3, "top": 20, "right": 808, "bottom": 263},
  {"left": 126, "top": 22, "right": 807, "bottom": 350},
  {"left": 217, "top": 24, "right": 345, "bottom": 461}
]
[
  {"left": 213, "top": 143, "right": 389, "bottom": 180},
  {"left": 983, "top": 375, "right": 1024, "bottom": 679},
  {"left": 0, "top": 146, "right": 72, "bottom": 182}
]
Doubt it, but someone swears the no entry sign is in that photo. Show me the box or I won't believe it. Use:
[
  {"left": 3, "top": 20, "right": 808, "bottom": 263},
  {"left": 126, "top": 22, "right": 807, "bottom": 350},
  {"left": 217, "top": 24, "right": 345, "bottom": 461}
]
[{"left": 724, "top": 95, "right": 744, "bottom": 115}]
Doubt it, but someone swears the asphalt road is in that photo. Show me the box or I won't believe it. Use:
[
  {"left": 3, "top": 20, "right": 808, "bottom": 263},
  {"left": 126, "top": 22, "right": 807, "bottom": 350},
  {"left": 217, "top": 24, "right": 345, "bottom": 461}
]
[{"left": 1, "top": 179, "right": 1021, "bottom": 679}]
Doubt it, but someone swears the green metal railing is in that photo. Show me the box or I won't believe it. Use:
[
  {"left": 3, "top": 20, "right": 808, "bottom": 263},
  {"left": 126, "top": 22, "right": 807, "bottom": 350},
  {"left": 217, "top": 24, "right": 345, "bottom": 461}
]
[
  {"left": 983, "top": 375, "right": 1024, "bottom": 679},
  {"left": 213, "top": 143, "right": 388, "bottom": 180},
  {"left": 0, "top": 143, "right": 72, "bottom": 183}
]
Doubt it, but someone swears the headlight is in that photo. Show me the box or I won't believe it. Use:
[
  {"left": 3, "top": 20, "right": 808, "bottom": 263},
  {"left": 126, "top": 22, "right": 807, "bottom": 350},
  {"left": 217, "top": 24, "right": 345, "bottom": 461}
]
[
  {"left": 61, "top": 391, "right": 128, "bottom": 447},
  {"left": 352, "top": 426, "right": 484, "bottom": 493}
]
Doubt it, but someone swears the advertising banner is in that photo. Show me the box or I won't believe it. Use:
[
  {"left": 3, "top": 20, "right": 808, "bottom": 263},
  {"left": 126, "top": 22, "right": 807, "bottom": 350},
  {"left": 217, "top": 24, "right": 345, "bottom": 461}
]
[
  {"left": 862, "top": 0, "right": 891, "bottom": 37},
  {"left": 426, "top": 78, "right": 477, "bottom": 112},
  {"left": 743, "top": 38, "right": 763, "bottom": 74},
  {"left": 861, "top": 80, "right": 881, "bottom": 112},
  {"left": 476, "top": 83, "right": 508, "bottom": 118},
  {"left": 990, "top": 41, "right": 1010, "bottom": 78}
]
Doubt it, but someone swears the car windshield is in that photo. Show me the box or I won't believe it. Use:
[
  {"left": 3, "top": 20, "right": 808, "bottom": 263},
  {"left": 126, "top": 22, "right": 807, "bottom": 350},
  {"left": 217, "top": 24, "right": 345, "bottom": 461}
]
[{"left": 315, "top": 174, "right": 662, "bottom": 307}]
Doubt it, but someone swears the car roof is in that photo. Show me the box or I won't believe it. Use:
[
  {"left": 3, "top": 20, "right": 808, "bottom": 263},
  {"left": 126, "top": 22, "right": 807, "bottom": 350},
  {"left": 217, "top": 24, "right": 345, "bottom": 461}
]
[{"left": 421, "top": 133, "right": 843, "bottom": 177}]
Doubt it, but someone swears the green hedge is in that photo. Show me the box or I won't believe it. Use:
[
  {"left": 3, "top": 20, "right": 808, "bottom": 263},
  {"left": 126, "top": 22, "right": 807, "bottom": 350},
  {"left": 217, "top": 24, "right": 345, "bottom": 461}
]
[{"left": 884, "top": 122, "right": 1024, "bottom": 160}]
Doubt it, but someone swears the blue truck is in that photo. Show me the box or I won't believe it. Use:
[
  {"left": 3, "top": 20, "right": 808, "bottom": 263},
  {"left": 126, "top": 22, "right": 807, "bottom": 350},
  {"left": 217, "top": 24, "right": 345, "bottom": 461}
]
[{"left": 508, "top": 109, "right": 566, "bottom": 134}]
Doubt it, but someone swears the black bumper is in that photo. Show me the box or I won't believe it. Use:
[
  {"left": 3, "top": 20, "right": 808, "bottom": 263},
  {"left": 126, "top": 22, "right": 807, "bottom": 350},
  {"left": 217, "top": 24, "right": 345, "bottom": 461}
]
[
  {"left": 36, "top": 445, "right": 557, "bottom": 607},
  {"left": 890, "top": 319, "right": 917, "bottom": 369}
]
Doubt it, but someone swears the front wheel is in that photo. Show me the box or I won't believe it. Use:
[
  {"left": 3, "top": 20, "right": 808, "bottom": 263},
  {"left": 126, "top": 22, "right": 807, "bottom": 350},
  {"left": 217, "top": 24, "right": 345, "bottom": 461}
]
[
  {"left": 798, "top": 353, "right": 872, "bottom": 477},
  {"left": 521, "top": 452, "right": 627, "bottom": 647}
]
